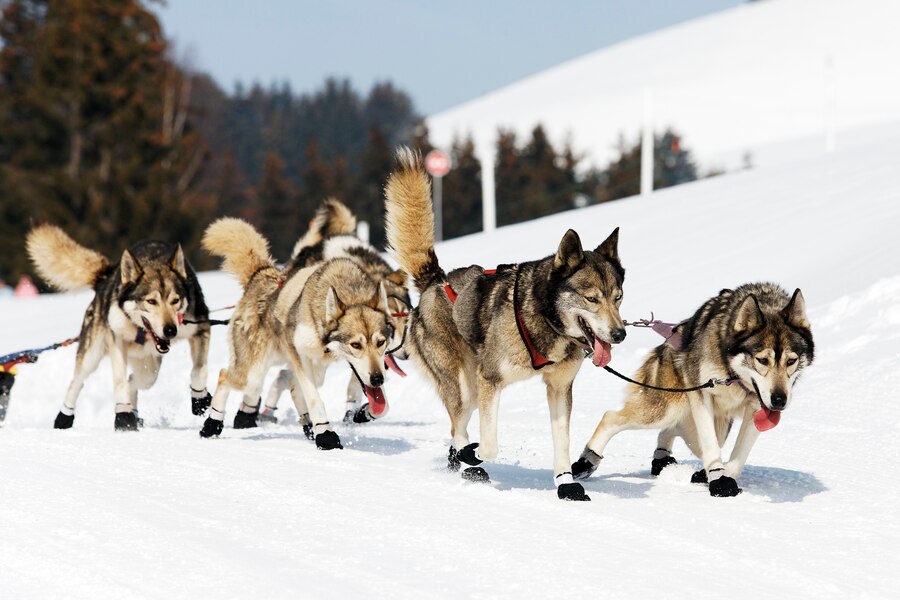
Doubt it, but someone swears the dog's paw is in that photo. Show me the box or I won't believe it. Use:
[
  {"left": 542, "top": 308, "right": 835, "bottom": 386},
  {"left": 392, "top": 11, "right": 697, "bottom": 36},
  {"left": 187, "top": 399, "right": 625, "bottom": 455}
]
[
  {"left": 651, "top": 455, "right": 678, "bottom": 476},
  {"left": 352, "top": 403, "right": 374, "bottom": 424},
  {"left": 456, "top": 443, "right": 482, "bottom": 466},
  {"left": 302, "top": 423, "right": 314, "bottom": 440},
  {"left": 114, "top": 412, "right": 139, "bottom": 432},
  {"left": 191, "top": 392, "right": 212, "bottom": 416},
  {"left": 54, "top": 412, "right": 74, "bottom": 430},
  {"left": 557, "top": 482, "right": 591, "bottom": 502},
  {"left": 690, "top": 469, "right": 708, "bottom": 484},
  {"left": 447, "top": 446, "right": 461, "bottom": 472},
  {"left": 315, "top": 430, "right": 343, "bottom": 450},
  {"left": 199, "top": 417, "right": 223, "bottom": 438},
  {"left": 461, "top": 466, "right": 490, "bottom": 483},
  {"left": 709, "top": 476, "right": 742, "bottom": 497},
  {"left": 258, "top": 409, "right": 278, "bottom": 424},
  {"left": 233, "top": 409, "right": 258, "bottom": 429}
]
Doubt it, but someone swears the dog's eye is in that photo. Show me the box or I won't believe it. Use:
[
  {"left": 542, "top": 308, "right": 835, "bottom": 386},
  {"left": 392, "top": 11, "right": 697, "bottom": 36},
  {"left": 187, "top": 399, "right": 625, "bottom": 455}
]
[
  {"left": 376, "top": 339, "right": 386, "bottom": 348},
  {"left": 170, "top": 297, "right": 180, "bottom": 305},
  {"left": 146, "top": 299, "right": 157, "bottom": 306},
  {"left": 614, "top": 293, "right": 623, "bottom": 302},
  {"left": 756, "top": 357, "right": 769, "bottom": 366},
  {"left": 350, "top": 342, "right": 362, "bottom": 350},
  {"left": 585, "top": 296, "right": 598, "bottom": 304},
  {"left": 786, "top": 357, "right": 797, "bottom": 367}
]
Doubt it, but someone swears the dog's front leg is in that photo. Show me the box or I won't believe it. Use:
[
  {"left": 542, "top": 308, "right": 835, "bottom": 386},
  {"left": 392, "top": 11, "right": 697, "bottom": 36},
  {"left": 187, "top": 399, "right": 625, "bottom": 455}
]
[
  {"left": 546, "top": 367, "right": 590, "bottom": 501},
  {"left": 108, "top": 337, "right": 137, "bottom": 431},
  {"left": 689, "top": 391, "right": 742, "bottom": 497},
  {"left": 724, "top": 403, "right": 761, "bottom": 480},
  {"left": 286, "top": 348, "right": 342, "bottom": 450}
]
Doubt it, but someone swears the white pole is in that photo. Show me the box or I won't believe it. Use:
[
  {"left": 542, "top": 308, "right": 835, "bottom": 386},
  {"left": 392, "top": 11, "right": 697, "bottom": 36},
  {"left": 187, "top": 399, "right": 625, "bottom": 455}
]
[
  {"left": 433, "top": 175, "right": 443, "bottom": 242},
  {"left": 357, "top": 220, "right": 369, "bottom": 244},
  {"left": 479, "top": 146, "right": 496, "bottom": 232},
  {"left": 825, "top": 55, "right": 836, "bottom": 153},
  {"left": 640, "top": 88, "right": 654, "bottom": 197}
]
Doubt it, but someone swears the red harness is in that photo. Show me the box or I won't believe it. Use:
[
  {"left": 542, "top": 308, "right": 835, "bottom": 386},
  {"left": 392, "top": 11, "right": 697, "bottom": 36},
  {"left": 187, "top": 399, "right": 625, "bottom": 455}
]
[{"left": 443, "top": 268, "right": 554, "bottom": 370}]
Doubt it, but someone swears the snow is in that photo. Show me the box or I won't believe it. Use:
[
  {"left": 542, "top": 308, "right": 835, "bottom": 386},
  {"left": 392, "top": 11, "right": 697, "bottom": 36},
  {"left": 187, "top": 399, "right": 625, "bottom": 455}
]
[
  {"left": 427, "top": 0, "right": 900, "bottom": 172},
  {"left": 2, "top": 133, "right": 900, "bottom": 598}
]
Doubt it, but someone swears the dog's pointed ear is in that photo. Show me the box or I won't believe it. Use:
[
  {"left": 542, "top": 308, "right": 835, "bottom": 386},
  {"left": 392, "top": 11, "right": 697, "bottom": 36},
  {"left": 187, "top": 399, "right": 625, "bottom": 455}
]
[
  {"left": 553, "top": 229, "right": 584, "bottom": 276},
  {"left": 120, "top": 249, "right": 142, "bottom": 286},
  {"left": 733, "top": 294, "right": 764, "bottom": 336},
  {"left": 368, "top": 282, "right": 389, "bottom": 313},
  {"left": 595, "top": 227, "right": 620, "bottom": 262},
  {"left": 377, "top": 282, "right": 389, "bottom": 313},
  {"left": 170, "top": 244, "right": 187, "bottom": 279},
  {"left": 387, "top": 268, "right": 407, "bottom": 287},
  {"left": 325, "top": 287, "right": 345, "bottom": 322},
  {"left": 782, "top": 288, "right": 810, "bottom": 330}
]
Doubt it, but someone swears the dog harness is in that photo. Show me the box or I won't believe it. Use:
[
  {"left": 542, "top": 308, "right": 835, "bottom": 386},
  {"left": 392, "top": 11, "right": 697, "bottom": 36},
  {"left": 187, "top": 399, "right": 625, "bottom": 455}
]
[{"left": 443, "top": 267, "right": 555, "bottom": 370}]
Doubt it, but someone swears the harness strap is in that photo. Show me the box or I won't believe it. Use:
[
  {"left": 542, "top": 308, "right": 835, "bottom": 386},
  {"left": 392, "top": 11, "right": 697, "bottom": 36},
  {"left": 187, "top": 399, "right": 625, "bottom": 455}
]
[{"left": 512, "top": 268, "right": 554, "bottom": 370}]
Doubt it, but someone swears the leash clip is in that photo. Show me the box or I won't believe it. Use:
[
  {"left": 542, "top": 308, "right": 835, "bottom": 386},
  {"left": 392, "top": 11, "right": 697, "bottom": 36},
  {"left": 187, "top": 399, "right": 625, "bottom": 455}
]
[
  {"left": 714, "top": 377, "right": 736, "bottom": 386},
  {"left": 624, "top": 312, "right": 657, "bottom": 328}
]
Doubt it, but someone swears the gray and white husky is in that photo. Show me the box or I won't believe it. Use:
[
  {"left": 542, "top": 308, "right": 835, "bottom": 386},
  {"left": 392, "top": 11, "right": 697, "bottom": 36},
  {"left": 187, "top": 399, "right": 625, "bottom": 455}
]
[
  {"left": 572, "top": 283, "right": 815, "bottom": 497},
  {"left": 26, "top": 225, "right": 211, "bottom": 430},
  {"left": 385, "top": 148, "right": 627, "bottom": 501},
  {"left": 199, "top": 218, "right": 393, "bottom": 450},
  {"left": 259, "top": 199, "right": 410, "bottom": 429}
]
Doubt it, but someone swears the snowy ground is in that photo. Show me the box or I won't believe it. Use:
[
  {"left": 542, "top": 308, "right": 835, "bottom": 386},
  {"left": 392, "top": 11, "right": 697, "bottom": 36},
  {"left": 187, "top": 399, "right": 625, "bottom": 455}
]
[{"left": 2, "top": 135, "right": 899, "bottom": 598}]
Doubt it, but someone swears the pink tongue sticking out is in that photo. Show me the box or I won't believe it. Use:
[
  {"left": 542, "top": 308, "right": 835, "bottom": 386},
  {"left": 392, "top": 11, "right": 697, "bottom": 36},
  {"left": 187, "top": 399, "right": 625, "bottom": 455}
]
[
  {"left": 384, "top": 354, "right": 407, "bottom": 377},
  {"left": 592, "top": 338, "right": 612, "bottom": 367},
  {"left": 753, "top": 407, "right": 781, "bottom": 432},
  {"left": 365, "top": 385, "right": 387, "bottom": 416}
]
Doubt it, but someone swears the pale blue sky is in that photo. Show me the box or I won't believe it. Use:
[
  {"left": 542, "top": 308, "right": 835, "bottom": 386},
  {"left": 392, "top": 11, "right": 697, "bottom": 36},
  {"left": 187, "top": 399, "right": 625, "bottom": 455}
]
[{"left": 156, "top": 0, "right": 745, "bottom": 115}]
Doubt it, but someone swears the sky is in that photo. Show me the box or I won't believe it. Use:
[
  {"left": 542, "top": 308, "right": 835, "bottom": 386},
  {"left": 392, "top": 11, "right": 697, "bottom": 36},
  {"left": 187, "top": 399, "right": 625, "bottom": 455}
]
[{"left": 155, "top": 0, "right": 745, "bottom": 115}]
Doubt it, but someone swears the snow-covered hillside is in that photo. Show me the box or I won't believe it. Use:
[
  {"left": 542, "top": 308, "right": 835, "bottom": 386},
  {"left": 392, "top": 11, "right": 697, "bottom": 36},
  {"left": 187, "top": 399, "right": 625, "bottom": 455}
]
[
  {"left": 427, "top": 0, "right": 900, "bottom": 171},
  {"left": 1, "top": 134, "right": 899, "bottom": 598}
]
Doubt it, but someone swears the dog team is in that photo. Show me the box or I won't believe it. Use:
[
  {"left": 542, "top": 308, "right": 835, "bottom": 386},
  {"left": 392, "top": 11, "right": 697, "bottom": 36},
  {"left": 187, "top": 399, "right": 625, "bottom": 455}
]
[{"left": 22, "top": 147, "right": 815, "bottom": 501}]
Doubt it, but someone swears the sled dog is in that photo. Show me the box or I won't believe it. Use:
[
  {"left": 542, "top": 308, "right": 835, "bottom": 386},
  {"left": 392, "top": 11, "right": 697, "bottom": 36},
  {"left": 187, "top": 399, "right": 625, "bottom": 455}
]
[
  {"left": 260, "top": 199, "right": 410, "bottom": 428},
  {"left": 384, "top": 148, "right": 626, "bottom": 501},
  {"left": 571, "top": 283, "right": 814, "bottom": 497},
  {"left": 25, "top": 225, "right": 211, "bottom": 431},
  {"left": 199, "top": 218, "right": 393, "bottom": 449}
]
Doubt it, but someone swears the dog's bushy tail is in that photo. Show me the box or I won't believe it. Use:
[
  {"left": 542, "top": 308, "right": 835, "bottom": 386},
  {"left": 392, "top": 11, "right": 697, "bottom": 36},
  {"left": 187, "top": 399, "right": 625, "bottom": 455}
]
[
  {"left": 26, "top": 225, "right": 111, "bottom": 291},
  {"left": 202, "top": 218, "right": 277, "bottom": 288},
  {"left": 290, "top": 198, "right": 358, "bottom": 259},
  {"left": 385, "top": 147, "right": 442, "bottom": 292}
]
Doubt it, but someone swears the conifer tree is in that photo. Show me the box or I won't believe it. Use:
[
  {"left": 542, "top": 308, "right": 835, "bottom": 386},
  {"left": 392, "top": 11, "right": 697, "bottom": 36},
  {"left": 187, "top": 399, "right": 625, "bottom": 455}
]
[{"left": 442, "top": 135, "right": 483, "bottom": 238}]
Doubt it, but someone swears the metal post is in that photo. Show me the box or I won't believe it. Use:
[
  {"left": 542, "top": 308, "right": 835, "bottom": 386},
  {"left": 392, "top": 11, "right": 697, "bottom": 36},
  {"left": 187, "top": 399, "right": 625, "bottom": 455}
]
[
  {"left": 433, "top": 175, "right": 443, "bottom": 242},
  {"left": 641, "top": 88, "right": 654, "bottom": 197}
]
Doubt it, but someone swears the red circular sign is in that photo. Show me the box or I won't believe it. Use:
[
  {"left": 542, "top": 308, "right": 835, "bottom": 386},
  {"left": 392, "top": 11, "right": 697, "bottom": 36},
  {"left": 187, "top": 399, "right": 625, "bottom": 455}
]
[{"left": 424, "top": 150, "right": 451, "bottom": 177}]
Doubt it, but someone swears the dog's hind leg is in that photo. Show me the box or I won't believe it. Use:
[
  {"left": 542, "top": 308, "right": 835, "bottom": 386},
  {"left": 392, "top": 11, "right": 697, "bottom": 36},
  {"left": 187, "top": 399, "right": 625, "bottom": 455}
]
[
  {"left": 724, "top": 403, "right": 761, "bottom": 480},
  {"left": 233, "top": 375, "right": 266, "bottom": 430},
  {"left": 260, "top": 369, "right": 292, "bottom": 424},
  {"left": 55, "top": 335, "right": 106, "bottom": 429},
  {"left": 651, "top": 428, "right": 679, "bottom": 476},
  {"left": 454, "top": 370, "right": 499, "bottom": 483},
  {"left": 188, "top": 327, "right": 211, "bottom": 416},
  {"left": 200, "top": 368, "right": 235, "bottom": 438},
  {"left": 688, "top": 391, "right": 742, "bottom": 497},
  {"left": 444, "top": 372, "right": 476, "bottom": 472}
]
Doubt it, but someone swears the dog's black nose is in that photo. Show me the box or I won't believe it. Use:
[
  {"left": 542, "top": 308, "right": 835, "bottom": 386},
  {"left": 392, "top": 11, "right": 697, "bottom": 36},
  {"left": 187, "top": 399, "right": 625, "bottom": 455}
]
[
  {"left": 163, "top": 324, "right": 178, "bottom": 339},
  {"left": 370, "top": 373, "right": 384, "bottom": 387},
  {"left": 770, "top": 393, "right": 787, "bottom": 410},
  {"left": 611, "top": 328, "right": 627, "bottom": 344}
]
